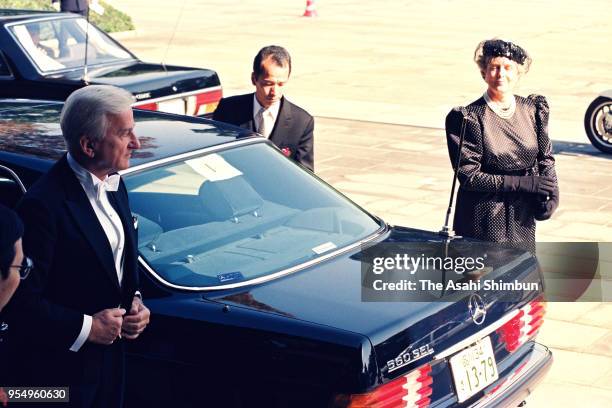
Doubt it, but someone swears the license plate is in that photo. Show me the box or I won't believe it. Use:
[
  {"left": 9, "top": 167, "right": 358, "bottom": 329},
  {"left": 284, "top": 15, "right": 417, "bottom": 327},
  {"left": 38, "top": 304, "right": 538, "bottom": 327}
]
[
  {"left": 158, "top": 99, "right": 186, "bottom": 115},
  {"left": 449, "top": 336, "right": 499, "bottom": 402}
]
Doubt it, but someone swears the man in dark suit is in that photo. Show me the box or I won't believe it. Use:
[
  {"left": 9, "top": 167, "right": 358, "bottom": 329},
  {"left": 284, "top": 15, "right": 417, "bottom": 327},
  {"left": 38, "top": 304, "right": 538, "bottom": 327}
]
[
  {"left": 8, "top": 85, "right": 150, "bottom": 407},
  {"left": 52, "top": 0, "right": 89, "bottom": 16},
  {"left": 213, "top": 45, "right": 315, "bottom": 171}
]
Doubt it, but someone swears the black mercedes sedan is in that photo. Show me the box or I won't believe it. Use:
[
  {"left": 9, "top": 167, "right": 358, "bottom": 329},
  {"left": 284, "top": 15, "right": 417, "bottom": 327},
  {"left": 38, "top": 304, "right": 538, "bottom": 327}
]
[
  {"left": 0, "top": 100, "right": 552, "bottom": 408},
  {"left": 0, "top": 10, "right": 222, "bottom": 116}
]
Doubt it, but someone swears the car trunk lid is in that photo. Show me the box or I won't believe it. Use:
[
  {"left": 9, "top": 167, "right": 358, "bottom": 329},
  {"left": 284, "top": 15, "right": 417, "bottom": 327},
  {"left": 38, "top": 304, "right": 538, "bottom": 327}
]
[
  {"left": 212, "top": 227, "right": 545, "bottom": 384},
  {"left": 54, "top": 62, "right": 222, "bottom": 116}
]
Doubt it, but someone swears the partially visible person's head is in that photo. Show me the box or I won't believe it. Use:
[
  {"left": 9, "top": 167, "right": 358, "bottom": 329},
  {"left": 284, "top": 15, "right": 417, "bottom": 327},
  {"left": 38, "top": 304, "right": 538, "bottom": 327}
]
[
  {"left": 0, "top": 205, "right": 24, "bottom": 312},
  {"left": 251, "top": 46, "right": 292, "bottom": 108},
  {"left": 474, "top": 39, "right": 531, "bottom": 95},
  {"left": 61, "top": 85, "right": 140, "bottom": 178},
  {"left": 26, "top": 23, "right": 41, "bottom": 43}
]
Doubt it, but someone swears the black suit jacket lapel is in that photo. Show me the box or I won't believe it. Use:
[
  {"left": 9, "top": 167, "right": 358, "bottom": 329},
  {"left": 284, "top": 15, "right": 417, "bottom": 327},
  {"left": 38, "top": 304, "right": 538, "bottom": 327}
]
[
  {"left": 107, "top": 183, "right": 139, "bottom": 305},
  {"left": 269, "top": 96, "right": 292, "bottom": 145},
  {"left": 238, "top": 94, "right": 256, "bottom": 132},
  {"left": 59, "top": 158, "right": 121, "bottom": 291},
  {"left": 107, "top": 183, "right": 134, "bottom": 257}
]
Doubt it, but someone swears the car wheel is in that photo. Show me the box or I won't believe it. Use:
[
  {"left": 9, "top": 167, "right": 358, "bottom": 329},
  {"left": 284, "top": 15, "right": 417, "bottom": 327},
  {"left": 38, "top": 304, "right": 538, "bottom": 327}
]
[{"left": 584, "top": 96, "right": 612, "bottom": 154}]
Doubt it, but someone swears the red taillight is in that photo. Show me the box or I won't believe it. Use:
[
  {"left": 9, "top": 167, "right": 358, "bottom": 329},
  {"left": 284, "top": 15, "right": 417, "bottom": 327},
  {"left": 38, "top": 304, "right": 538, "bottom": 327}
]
[
  {"left": 496, "top": 297, "right": 546, "bottom": 353},
  {"left": 333, "top": 364, "right": 432, "bottom": 408},
  {"left": 191, "top": 89, "right": 223, "bottom": 116},
  {"left": 133, "top": 88, "right": 223, "bottom": 116},
  {"left": 134, "top": 102, "right": 158, "bottom": 111}
]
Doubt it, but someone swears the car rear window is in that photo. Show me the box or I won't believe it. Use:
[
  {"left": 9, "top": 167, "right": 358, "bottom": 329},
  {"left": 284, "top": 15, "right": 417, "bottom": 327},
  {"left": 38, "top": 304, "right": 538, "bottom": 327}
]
[
  {"left": 124, "top": 142, "right": 383, "bottom": 289},
  {"left": 9, "top": 17, "right": 132, "bottom": 72}
]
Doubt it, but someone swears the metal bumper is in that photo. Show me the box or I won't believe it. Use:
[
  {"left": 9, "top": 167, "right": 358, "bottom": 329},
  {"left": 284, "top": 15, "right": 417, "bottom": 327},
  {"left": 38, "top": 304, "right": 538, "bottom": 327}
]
[{"left": 469, "top": 342, "right": 553, "bottom": 408}]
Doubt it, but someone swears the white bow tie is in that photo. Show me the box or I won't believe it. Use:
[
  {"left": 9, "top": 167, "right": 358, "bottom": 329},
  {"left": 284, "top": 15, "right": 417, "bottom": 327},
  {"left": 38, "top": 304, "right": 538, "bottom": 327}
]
[{"left": 96, "top": 174, "right": 120, "bottom": 200}]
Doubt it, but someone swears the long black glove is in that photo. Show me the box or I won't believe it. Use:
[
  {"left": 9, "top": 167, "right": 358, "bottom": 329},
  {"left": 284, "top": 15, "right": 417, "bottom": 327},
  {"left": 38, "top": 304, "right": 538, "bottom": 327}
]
[
  {"left": 535, "top": 187, "right": 559, "bottom": 221},
  {"left": 502, "top": 175, "right": 555, "bottom": 196}
]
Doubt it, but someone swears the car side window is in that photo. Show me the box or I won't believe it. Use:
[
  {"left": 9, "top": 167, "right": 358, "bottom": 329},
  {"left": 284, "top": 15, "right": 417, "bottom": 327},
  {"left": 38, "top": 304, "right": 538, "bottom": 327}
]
[
  {"left": 37, "top": 21, "right": 61, "bottom": 58},
  {"left": 0, "top": 52, "right": 13, "bottom": 77},
  {"left": 10, "top": 22, "right": 64, "bottom": 71}
]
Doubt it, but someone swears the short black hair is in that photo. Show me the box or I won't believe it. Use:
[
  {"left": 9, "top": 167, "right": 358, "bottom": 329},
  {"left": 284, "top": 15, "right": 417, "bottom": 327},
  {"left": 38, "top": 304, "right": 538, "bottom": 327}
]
[{"left": 252, "top": 45, "right": 292, "bottom": 79}]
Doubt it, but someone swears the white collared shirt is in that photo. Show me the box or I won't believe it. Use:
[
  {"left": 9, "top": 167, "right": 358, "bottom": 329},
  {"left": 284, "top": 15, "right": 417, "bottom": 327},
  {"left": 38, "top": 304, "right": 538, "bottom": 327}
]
[
  {"left": 66, "top": 153, "right": 126, "bottom": 351},
  {"left": 253, "top": 94, "right": 280, "bottom": 139}
]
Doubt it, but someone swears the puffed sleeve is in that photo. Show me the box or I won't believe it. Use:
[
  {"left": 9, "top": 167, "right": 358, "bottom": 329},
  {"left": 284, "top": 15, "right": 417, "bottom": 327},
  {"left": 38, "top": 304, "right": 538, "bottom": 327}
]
[
  {"left": 528, "top": 94, "right": 559, "bottom": 220},
  {"left": 528, "top": 95, "right": 557, "bottom": 181},
  {"left": 445, "top": 107, "right": 504, "bottom": 192}
]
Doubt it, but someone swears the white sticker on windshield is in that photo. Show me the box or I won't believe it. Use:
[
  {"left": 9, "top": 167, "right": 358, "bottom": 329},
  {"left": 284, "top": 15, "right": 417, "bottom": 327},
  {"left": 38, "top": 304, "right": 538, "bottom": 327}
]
[
  {"left": 312, "top": 242, "right": 337, "bottom": 254},
  {"left": 185, "top": 154, "right": 243, "bottom": 182}
]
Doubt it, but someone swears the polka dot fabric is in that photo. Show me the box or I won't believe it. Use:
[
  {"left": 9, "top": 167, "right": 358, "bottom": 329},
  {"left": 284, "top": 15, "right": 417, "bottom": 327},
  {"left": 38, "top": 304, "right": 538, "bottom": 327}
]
[{"left": 444, "top": 95, "right": 558, "bottom": 252}]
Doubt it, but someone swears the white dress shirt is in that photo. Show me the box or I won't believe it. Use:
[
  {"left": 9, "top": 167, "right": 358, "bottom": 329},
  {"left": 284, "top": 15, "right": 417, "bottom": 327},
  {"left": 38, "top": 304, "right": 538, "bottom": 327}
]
[
  {"left": 67, "top": 153, "right": 126, "bottom": 351},
  {"left": 253, "top": 95, "right": 280, "bottom": 139}
]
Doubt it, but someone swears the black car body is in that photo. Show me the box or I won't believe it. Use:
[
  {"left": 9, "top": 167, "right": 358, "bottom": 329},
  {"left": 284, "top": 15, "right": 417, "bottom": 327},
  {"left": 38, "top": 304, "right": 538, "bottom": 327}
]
[
  {"left": 0, "top": 100, "right": 552, "bottom": 408},
  {"left": 0, "top": 10, "right": 222, "bottom": 116}
]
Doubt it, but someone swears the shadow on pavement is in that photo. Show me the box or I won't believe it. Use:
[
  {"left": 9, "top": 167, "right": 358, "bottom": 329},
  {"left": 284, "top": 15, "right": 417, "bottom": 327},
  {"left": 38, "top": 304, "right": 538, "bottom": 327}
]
[{"left": 552, "top": 140, "right": 612, "bottom": 159}]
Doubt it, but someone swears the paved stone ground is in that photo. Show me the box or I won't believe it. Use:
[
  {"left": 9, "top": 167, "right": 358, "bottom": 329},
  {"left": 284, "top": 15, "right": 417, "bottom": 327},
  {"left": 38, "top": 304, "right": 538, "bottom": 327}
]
[
  {"left": 108, "top": 0, "right": 610, "bottom": 143},
  {"left": 105, "top": 1, "right": 612, "bottom": 405},
  {"left": 315, "top": 117, "right": 612, "bottom": 241}
]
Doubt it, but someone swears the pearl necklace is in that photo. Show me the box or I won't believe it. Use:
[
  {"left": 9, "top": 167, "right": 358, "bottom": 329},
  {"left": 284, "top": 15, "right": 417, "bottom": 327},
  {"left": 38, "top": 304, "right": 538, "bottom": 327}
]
[{"left": 483, "top": 92, "right": 516, "bottom": 119}]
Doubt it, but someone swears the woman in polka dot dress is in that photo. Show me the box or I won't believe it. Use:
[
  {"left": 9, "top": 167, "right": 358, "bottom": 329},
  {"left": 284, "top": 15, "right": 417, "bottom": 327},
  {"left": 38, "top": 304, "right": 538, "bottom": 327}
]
[{"left": 445, "top": 39, "right": 559, "bottom": 252}]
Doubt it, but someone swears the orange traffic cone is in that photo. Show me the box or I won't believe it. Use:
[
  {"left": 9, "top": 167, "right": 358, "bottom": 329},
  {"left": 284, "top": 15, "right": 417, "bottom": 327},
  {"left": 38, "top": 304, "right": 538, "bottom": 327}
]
[{"left": 302, "top": 0, "right": 318, "bottom": 17}]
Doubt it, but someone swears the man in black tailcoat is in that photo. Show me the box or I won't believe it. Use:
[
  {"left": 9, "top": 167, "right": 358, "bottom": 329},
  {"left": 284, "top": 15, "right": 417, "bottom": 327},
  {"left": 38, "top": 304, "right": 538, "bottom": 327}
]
[{"left": 8, "top": 85, "right": 150, "bottom": 408}]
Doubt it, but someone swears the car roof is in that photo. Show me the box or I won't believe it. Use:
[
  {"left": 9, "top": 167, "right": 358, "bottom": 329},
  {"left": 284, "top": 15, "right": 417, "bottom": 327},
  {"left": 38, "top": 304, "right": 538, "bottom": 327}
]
[
  {"left": 0, "top": 100, "right": 256, "bottom": 167},
  {"left": 0, "top": 9, "right": 64, "bottom": 24}
]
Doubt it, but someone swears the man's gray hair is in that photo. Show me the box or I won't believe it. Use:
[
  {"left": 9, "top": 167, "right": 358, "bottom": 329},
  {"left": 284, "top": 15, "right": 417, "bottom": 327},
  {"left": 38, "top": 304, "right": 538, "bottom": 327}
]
[{"left": 60, "top": 85, "right": 134, "bottom": 150}]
